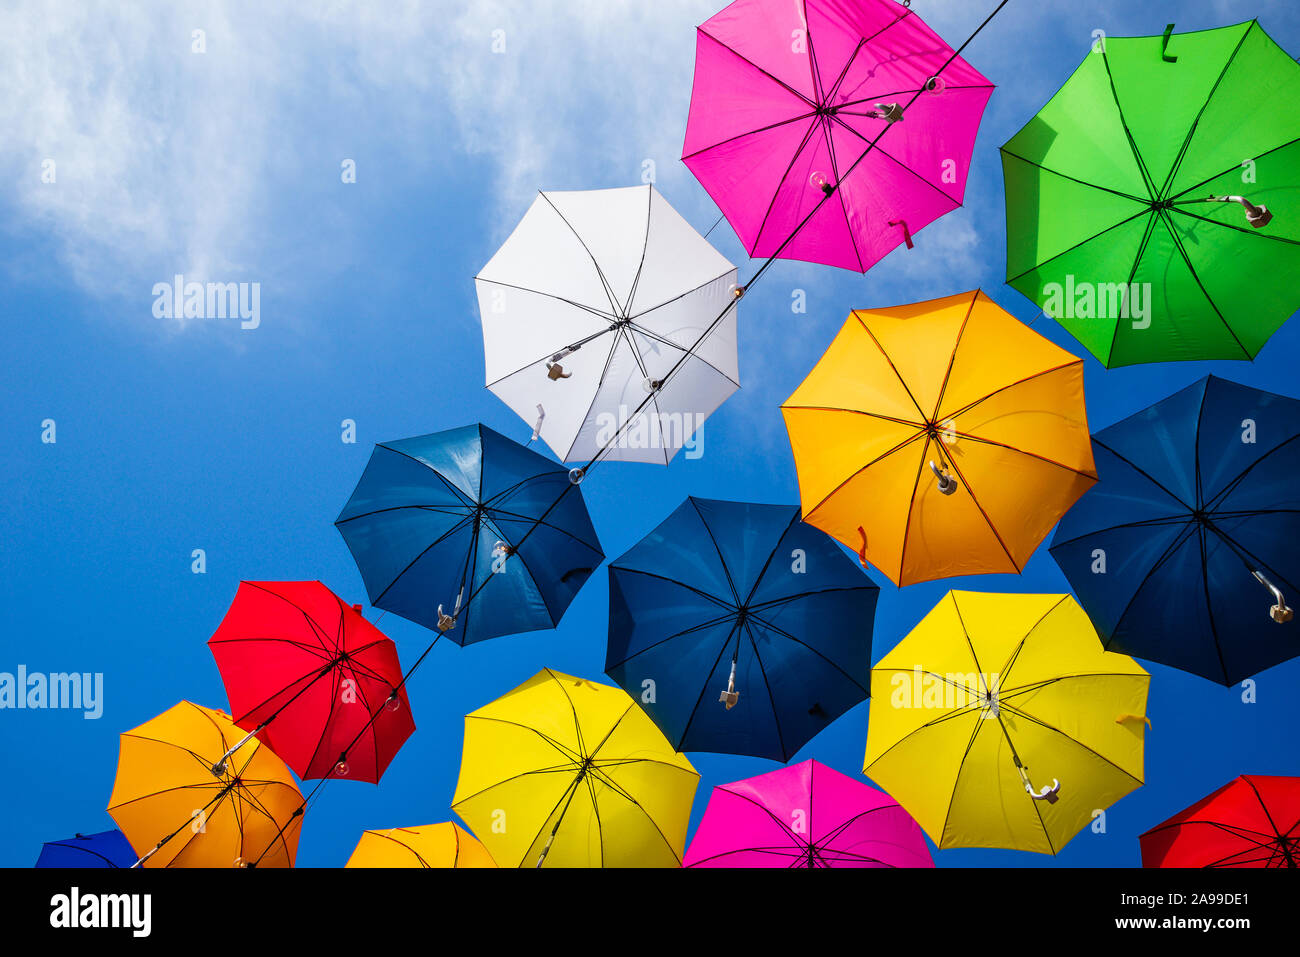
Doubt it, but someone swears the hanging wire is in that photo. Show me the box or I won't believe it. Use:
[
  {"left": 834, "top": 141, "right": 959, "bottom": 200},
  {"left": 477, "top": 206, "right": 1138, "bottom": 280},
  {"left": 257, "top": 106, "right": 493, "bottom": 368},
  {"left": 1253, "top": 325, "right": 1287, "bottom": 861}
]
[{"left": 240, "top": 0, "right": 1018, "bottom": 867}]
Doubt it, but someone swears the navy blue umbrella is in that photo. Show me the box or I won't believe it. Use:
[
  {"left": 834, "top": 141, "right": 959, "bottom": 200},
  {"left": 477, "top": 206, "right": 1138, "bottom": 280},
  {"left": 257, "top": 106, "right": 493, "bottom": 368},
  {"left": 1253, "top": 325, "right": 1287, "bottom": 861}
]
[
  {"left": 606, "top": 497, "right": 878, "bottom": 761},
  {"left": 1050, "top": 376, "right": 1300, "bottom": 684},
  {"left": 336, "top": 423, "right": 603, "bottom": 646},
  {"left": 36, "top": 829, "right": 134, "bottom": 868}
]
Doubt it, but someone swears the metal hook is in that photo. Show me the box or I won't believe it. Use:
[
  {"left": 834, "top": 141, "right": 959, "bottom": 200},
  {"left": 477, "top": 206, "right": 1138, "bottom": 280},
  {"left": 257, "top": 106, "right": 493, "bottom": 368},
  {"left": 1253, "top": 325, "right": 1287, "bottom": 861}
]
[{"left": 929, "top": 460, "right": 958, "bottom": 495}]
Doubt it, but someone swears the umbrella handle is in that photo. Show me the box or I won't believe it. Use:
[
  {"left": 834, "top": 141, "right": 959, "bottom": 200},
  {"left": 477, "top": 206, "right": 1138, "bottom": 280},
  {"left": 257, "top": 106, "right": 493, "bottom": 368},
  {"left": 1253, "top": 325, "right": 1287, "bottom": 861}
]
[
  {"left": 1253, "top": 570, "right": 1294, "bottom": 623},
  {"left": 1027, "top": 779, "right": 1061, "bottom": 803},
  {"left": 719, "top": 658, "right": 739, "bottom": 710},
  {"left": 1203, "top": 194, "right": 1273, "bottom": 228},
  {"left": 532, "top": 404, "right": 545, "bottom": 441},
  {"left": 929, "top": 460, "right": 959, "bottom": 495}
]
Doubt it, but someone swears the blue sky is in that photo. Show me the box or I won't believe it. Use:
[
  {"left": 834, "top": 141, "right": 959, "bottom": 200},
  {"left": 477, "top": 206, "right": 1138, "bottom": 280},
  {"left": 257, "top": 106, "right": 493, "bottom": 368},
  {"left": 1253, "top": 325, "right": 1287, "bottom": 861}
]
[{"left": 2, "top": 0, "right": 1298, "bottom": 868}]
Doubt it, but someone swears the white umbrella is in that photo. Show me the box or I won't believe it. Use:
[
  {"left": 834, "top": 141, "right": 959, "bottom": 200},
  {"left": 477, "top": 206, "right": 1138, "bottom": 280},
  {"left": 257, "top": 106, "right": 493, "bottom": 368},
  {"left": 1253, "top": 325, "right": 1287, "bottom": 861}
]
[{"left": 475, "top": 185, "right": 740, "bottom": 464}]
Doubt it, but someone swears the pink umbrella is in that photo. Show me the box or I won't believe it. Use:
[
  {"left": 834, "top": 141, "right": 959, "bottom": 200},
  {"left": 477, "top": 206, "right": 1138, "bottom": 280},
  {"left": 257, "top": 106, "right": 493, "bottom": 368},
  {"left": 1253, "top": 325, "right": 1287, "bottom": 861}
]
[
  {"left": 682, "top": 0, "right": 994, "bottom": 272},
  {"left": 683, "top": 759, "right": 933, "bottom": 867}
]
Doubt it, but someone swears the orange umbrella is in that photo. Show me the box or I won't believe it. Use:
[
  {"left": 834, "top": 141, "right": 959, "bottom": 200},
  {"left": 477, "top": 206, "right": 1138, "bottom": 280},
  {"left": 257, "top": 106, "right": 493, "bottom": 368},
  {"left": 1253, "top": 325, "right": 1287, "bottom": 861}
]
[
  {"left": 107, "top": 701, "right": 303, "bottom": 867},
  {"left": 345, "top": 822, "right": 496, "bottom": 868},
  {"left": 782, "top": 290, "right": 1097, "bottom": 585}
]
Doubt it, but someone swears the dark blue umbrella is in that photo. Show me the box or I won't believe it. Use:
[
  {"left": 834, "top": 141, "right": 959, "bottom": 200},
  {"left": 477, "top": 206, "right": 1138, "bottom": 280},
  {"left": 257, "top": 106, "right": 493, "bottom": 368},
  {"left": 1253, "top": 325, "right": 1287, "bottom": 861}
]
[
  {"left": 36, "top": 829, "right": 135, "bottom": 868},
  {"left": 1050, "top": 375, "right": 1300, "bottom": 684},
  {"left": 336, "top": 423, "right": 603, "bottom": 646},
  {"left": 606, "top": 497, "right": 878, "bottom": 761}
]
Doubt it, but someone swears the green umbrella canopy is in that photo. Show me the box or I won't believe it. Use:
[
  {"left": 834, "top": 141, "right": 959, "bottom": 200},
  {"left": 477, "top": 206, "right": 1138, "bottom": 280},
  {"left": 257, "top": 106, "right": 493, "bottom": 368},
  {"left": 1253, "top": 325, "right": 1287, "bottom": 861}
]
[{"left": 1001, "top": 21, "right": 1300, "bottom": 367}]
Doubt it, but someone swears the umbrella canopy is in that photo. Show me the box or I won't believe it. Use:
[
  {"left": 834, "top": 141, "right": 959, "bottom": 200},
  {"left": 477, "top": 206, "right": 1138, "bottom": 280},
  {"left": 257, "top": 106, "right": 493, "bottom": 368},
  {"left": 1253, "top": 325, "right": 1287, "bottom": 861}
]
[
  {"left": 336, "top": 423, "right": 603, "bottom": 646},
  {"left": 1002, "top": 21, "right": 1300, "bottom": 367},
  {"left": 864, "top": 591, "right": 1149, "bottom": 854},
  {"left": 107, "top": 701, "right": 303, "bottom": 867},
  {"left": 683, "top": 759, "right": 932, "bottom": 867},
  {"left": 208, "top": 580, "right": 415, "bottom": 784},
  {"left": 683, "top": 0, "right": 993, "bottom": 272},
  {"left": 36, "top": 829, "right": 135, "bottom": 868},
  {"left": 1050, "top": 375, "right": 1300, "bottom": 684},
  {"left": 782, "top": 290, "right": 1097, "bottom": 585},
  {"left": 345, "top": 822, "right": 496, "bottom": 868},
  {"left": 1141, "top": 774, "right": 1299, "bottom": 868},
  {"left": 475, "top": 184, "right": 739, "bottom": 464},
  {"left": 605, "top": 497, "right": 877, "bottom": 761},
  {"left": 452, "top": 668, "right": 698, "bottom": 868}
]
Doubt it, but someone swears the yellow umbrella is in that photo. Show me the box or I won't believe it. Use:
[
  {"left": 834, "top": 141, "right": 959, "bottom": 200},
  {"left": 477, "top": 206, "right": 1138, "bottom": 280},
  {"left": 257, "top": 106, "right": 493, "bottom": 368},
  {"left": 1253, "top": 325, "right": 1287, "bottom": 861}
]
[
  {"left": 452, "top": 668, "right": 698, "bottom": 868},
  {"left": 864, "top": 592, "right": 1149, "bottom": 854},
  {"left": 345, "top": 822, "right": 496, "bottom": 868},
  {"left": 107, "top": 701, "right": 303, "bottom": 868},
  {"left": 782, "top": 290, "right": 1097, "bottom": 585}
]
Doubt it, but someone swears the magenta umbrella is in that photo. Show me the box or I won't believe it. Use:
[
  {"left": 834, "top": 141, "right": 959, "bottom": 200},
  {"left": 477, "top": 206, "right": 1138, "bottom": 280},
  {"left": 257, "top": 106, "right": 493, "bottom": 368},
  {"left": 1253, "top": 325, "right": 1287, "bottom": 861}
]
[
  {"left": 683, "top": 759, "right": 933, "bottom": 867},
  {"left": 683, "top": 0, "right": 993, "bottom": 272}
]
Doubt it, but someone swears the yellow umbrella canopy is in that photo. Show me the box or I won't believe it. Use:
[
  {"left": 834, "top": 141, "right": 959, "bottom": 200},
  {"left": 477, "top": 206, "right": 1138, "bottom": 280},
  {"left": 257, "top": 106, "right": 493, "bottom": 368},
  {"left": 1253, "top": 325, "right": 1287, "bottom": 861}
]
[
  {"left": 452, "top": 668, "right": 699, "bottom": 868},
  {"left": 864, "top": 592, "right": 1149, "bottom": 855},
  {"left": 782, "top": 290, "right": 1097, "bottom": 586},
  {"left": 345, "top": 822, "right": 496, "bottom": 868},
  {"left": 107, "top": 701, "right": 303, "bottom": 868}
]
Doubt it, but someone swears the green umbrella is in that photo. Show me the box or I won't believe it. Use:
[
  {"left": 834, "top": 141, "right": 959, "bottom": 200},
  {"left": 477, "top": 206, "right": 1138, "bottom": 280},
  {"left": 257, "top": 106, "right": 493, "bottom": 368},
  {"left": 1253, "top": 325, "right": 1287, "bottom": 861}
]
[{"left": 1001, "top": 21, "right": 1300, "bottom": 367}]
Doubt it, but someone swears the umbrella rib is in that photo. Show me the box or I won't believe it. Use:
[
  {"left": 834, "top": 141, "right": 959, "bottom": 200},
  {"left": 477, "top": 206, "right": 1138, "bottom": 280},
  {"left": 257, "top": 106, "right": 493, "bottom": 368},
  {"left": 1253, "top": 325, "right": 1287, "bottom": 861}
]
[
  {"left": 751, "top": 116, "right": 824, "bottom": 257},
  {"left": 479, "top": 512, "right": 559, "bottom": 628},
  {"left": 895, "top": 434, "right": 935, "bottom": 583},
  {"left": 940, "top": 426, "right": 1099, "bottom": 482},
  {"left": 929, "top": 291, "right": 978, "bottom": 422},
  {"left": 780, "top": 403, "right": 926, "bottom": 430},
  {"left": 742, "top": 618, "right": 791, "bottom": 760},
  {"left": 992, "top": 596, "right": 1071, "bottom": 687},
  {"left": 938, "top": 361, "right": 1079, "bottom": 423},
  {"left": 626, "top": 267, "right": 736, "bottom": 322},
  {"left": 1050, "top": 514, "right": 1193, "bottom": 549},
  {"left": 1093, "top": 437, "right": 1197, "bottom": 513},
  {"left": 627, "top": 320, "right": 741, "bottom": 390},
  {"left": 334, "top": 503, "right": 473, "bottom": 526},
  {"left": 559, "top": 332, "right": 622, "bottom": 461},
  {"left": 620, "top": 184, "right": 654, "bottom": 317},
  {"left": 369, "top": 510, "right": 479, "bottom": 607},
  {"left": 998, "top": 700, "right": 1144, "bottom": 788},
  {"left": 839, "top": 83, "right": 993, "bottom": 108},
  {"left": 676, "top": 620, "right": 744, "bottom": 750},
  {"left": 609, "top": 565, "right": 736, "bottom": 611},
  {"left": 930, "top": 705, "right": 992, "bottom": 851},
  {"left": 484, "top": 326, "right": 617, "bottom": 391},
  {"left": 538, "top": 192, "right": 623, "bottom": 317},
  {"left": 830, "top": 114, "right": 965, "bottom": 213},
  {"left": 1170, "top": 133, "right": 1300, "bottom": 200},
  {"left": 998, "top": 148, "right": 1151, "bottom": 205},
  {"left": 740, "top": 508, "right": 803, "bottom": 607},
  {"left": 747, "top": 613, "right": 870, "bottom": 696},
  {"left": 821, "top": 113, "right": 868, "bottom": 273},
  {"left": 1158, "top": 209, "right": 1252, "bottom": 358},
  {"left": 693, "top": 25, "right": 819, "bottom": 112},
  {"left": 1005, "top": 208, "right": 1152, "bottom": 286},
  {"left": 619, "top": 325, "right": 671, "bottom": 467},
  {"left": 1203, "top": 432, "right": 1300, "bottom": 515},
  {"left": 749, "top": 584, "right": 875, "bottom": 614},
  {"left": 605, "top": 608, "right": 742, "bottom": 670},
  {"left": 681, "top": 110, "right": 820, "bottom": 163},
  {"left": 1157, "top": 24, "right": 1255, "bottom": 199},
  {"left": 1245, "top": 775, "right": 1297, "bottom": 858},
  {"left": 1098, "top": 48, "right": 1160, "bottom": 199},
  {"left": 1196, "top": 523, "right": 1233, "bottom": 685},
  {"left": 1166, "top": 205, "right": 1300, "bottom": 247},
  {"left": 938, "top": 449, "right": 1023, "bottom": 572},
  {"left": 852, "top": 312, "right": 930, "bottom": 421},
  {"left": 372, "top": 443, "right": 481, "bottom": 508},
  {"left": 689, "top": 497, "right": 743, "bottom": 605},
  {"left": 802, "top": 0, "right": 827, "bottom": 105},
  {"left": 474, "top": 278, "right": 617, "bottom": 325}
]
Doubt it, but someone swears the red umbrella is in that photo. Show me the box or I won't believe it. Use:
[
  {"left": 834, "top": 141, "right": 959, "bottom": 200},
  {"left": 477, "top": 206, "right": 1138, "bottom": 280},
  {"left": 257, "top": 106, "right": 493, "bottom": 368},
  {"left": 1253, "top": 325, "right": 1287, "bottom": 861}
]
[
  {"left": 208, "top": 581, "right": 414, "bottom": 784},
  {"left": 1141, "top": 775, "right": 1299, "bottom": 868}
]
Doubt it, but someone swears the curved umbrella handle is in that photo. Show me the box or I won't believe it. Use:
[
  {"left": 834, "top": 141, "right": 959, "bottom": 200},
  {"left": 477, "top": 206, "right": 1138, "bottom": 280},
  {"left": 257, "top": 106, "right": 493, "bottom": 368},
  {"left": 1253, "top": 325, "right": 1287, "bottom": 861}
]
[
  {"left": 1253, "top": 570, "right": 1294, "bottom": 623},
  {"left": 1027, "top": 778, "right": 1061, "bottom": 803},
  {"left": 929, "top": 460, "right": 959, "bottom": 495}
]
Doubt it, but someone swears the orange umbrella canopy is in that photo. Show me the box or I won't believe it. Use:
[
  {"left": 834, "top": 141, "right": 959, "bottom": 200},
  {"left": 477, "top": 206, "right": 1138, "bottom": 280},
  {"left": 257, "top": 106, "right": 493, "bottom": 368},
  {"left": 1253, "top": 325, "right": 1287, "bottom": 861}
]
[
  {"left": 782, "top": 290, "right": 1097, "bottom": 586},
  {"left": 345, "top": 822, "right": 496, "bottom": 868},
  {"left": 107, "top": 701, "right": 303, "bottom": 868}
]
